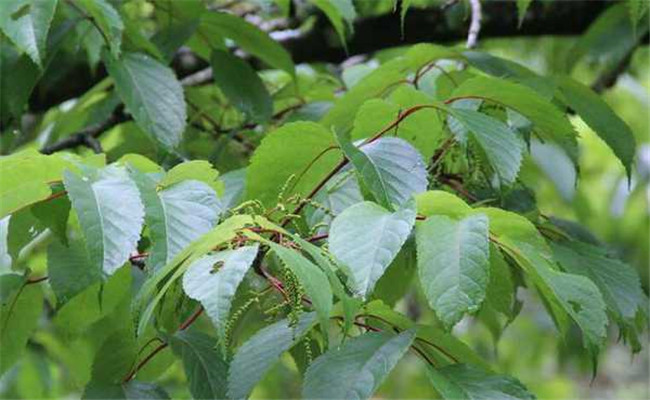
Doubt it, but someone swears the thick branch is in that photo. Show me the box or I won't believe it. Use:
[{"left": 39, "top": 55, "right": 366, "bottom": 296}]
[{"left": 284, "top": 1, "right": 612, "bottom": 64}]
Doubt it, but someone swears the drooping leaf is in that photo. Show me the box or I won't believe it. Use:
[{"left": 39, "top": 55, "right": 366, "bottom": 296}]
[
  {"left": 171, "top": 330, "right": 229, "bottom": 400},
  {"left": 211, "top": 49, "right": 272, "bottom": 123},
  {"left": 199, "top": 12, "right": 294, "bottom": 75},
  {"left": 0, "top": 0, "right": 57, "bottom": 67},
  {"left": 220, "top": 168, "right": 247, "bottom": 210},
  {"left": 416, "top": 214, "right": 490, "bottom": 329},
  {"left": 63, "top": 165, "right": 145, "bottom": 277},
  {"left": 484, "top": 208, "right": 608, "bottom": 360},
  {"left": 551, "top": 241, "right": 647, "bottom": 344},
  {"left": 182, "top": 245, "right": 259, "bottom": 344},
  {"left": 88, "top": 328, "right": 137, "bottom": 384},
  {"left": 130, "top": 169, "right": 221, "bottom": 272},
  {"left": 451, "top": 76, "right": 578, "bottom": 163},
  {"left": 105, "top": 52, "right": 187, "bottom": 149},
  {"left": 427, "top": 363, "right": 535, "bottom": 400},
  {"left": 76, "top": 0, "right": 123, "bottom": 57},
  {"left": 228, "top": 312, "right": 316, "bottom": 400},
  {"left": 302, "top": 330, "right": 415, "bottom": 400},
  {"left": 556, "top": 75, "right": 636, "bottom": 179},
  {"left": 446, "top": 108, "right": 525, "bottom": 185},
  {"left": 329, "top": 200, "right": 416, "bottom": 298},
  {"left": 312, "top": 0, "right": 354, "bottom": 49},
  {"left": 516, "top": 0, "right": 533, "bottom": 27},
  {"left": 0, "top": 283, "right": 43, "bottom": 374}
]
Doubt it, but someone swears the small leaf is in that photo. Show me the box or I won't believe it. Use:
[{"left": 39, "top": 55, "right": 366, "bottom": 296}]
[
  {"left": 228, "top": 312, "right": 316, "bottom": 400},
  {"left": 76, "top": 0, "right": 123, "bottom": 57},
  {"left": 302, "top": 330, "right": 415, "bottom": 400},
  {"left": 516, "top": 0, "right": 533, "bottom": 27},
  {"left": 329, "top": 200, "right": 416, "bottom": 298},
  {"left": 0, "top": 0, "right": 57, "bottom": 67},
  {"left": 182, "top": 245, "right": 259, "bottom": 344},
  {"left": 416, "top": 214, "right": 490, "bottom": 329},
  {"left": 211, "top": 49, "right": 272, "bottom": 123},
  {"left": 171, "top": 330, "right": 230, "bottom": 400},
  {"left": 63, "top": 165, "right": 145, "bottom": 277},
  {"left": 427, "top": 364, "right": 535, "bottom": 400},
  {"left": 105, "top": 52, "right": 187, "bottom": 149}
]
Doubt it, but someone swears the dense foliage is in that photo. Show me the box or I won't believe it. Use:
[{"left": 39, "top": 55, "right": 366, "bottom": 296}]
[{"left": 0, "top": 0, "right": 648, "bottom": 399}]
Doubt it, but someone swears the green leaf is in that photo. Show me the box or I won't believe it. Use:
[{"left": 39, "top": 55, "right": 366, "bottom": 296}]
[
  {"left": 302, "top": 330, "right": 415, "bottom": 400},
  {"left": 228, "top": 312, "right": 316, "bottom": 400},
  {"left": 182, "top": 245, "right": 259, "bottom": 344},
  {"left": 483, "top": 245, "right": 516, "bottom": 318},
  {"left": 306, "top": 170, "right": 362, "bottom": 232},
  {"left": 551, "top": 241, "right": 647, "bottom": 344},
  {"left": 199, "top": 12, "right": 294, "bottom": 75},
  {"left": 312, "top": 0, "right": 353, "bottom": 50},
  {"left": 451, "top": 76, "right": 578, "bottom": 163},
  {"left": 427, "top": 364, "right": 535, "bottom": 400},
  {"left": 0, "top": 283, "right": 43, "bottom": 374},
  {"left": 88, "top": 328, "right": 136, "bottom": 384},
  {"left": 416, "top": 214, "right": 490, "bottom": 329},
  {"left": 555, "top": 75, "right": 636, "bottom": 179},
  {"left": 105, "top": 52, "right": 187, "bottom": 149},
  {"left": 76, "top": 0, "right": 123, "bottom": 57},
  {"left": 329, "top": 200, "right": 416, "bottom": 298},
  {"left": 339, "top": 135, "right": 428, "bottom": 209},
  {"left": 484, "top": 208, "right": 608, "bottom": 360},
  {"left": 416, "top": 190, "right": 473, "bottom": 219},
  {"left": 83, "top": 381, "right": 170, "bottom": 400},
  {"left": 159, "top": 160, "right": 223, "bottom": 194},
  {"left": 267, "top": 242, "right": 332, "bottom": 341},
  {"left": 171, "top": 330, "right": 229, "bottom": 400},
  {"left": 0, "top": 150, "right": 70, "bottom": 219},
  {"left": 516, "top": 0, "right": 532, "bottom": 27},
  {"left": 130, "top": 169, "right": 221, "bottom": 272},
  {"left": 323, "top": 44, "right": 462, "bottom": 133},
  {"left": 445, "top": 108, "right": 525, "bottom": 185},
  {"left": 63, "top": 165, "right": 145, "bottom": 277},
  {"left": 246, "top": 121, "right": 340, "bottom": 207},
  {"left": 211, "top": 49, "right": 272, "bottom": 123},
  {"left": 220, "top": 168, "right": 246, "bottom": 210},
  {"left": 47, "top": 238, "right": 101, "bottom": 306},
  {"left": 0, "top": 0, "right": 57, "bottom": 67},
  {"left": 627, "top": 0, "right": 649, "bottom": 31}
]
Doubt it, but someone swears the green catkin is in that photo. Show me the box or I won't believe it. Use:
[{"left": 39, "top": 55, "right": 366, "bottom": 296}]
[
  {"left": 224, "top": 295, "right": 260, "bottom": 347},
  {"left": 303, "top": 336, "right": 313, "bottom": 366},
  {"left": 277, "top": 174, "right": 297, "bottom": 204},
  {"left": 281, "top": 263, "right": 305, "bottom": 326}
]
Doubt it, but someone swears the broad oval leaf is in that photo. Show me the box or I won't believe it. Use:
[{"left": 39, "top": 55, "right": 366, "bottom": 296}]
[
  {"left": 182, "top": 245, "right": 259, "bottom": 343},
  {"left": 302, "top": 330, "right": 416, "bottom": 400},
  {"left": 171, "top": 330, "right": 229, "bottom": 400},
  {"left": 76, "top": 0, "right": 124, "bottom": 57},
  {"left": 427, "top": 364, "right": 535, "bottom": 400},
  {"left": 416, "top": 214, "right": 490, "bottom": 329},
  {"left": 246, "top": 122, "right": 340, "bottom": 207},
  {"left": 211, "top": 49, "right": 272, "bottom": 123},
  {"left": 0, "top": 283, "right": 42, "bottom": 374},
  {"left": 63, "top": 165, "right": 144, "bottom": 277},
  {"left": 105, "top": 52, "right": 187, "bottom": 149},
  {"left": 228, "top": 312, "right": 316, "bottom": 400},
  {"left": 329, "top": 200, "right": 416, "bottom": 298}
]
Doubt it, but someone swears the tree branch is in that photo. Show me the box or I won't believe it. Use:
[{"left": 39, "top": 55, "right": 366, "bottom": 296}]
[{"left": 466, "top": 0, "right": 482, "bottom": 49}]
